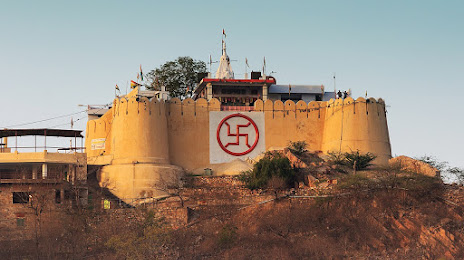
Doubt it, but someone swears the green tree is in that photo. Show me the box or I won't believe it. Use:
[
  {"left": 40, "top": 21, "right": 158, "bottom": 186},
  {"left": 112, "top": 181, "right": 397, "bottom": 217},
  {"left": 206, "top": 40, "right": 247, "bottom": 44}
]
[
  {"left": 240, "top": 152, "right": 295, "bottom": 190},
  {"left": 145, "top": 56, "right": 207, "bottom": 98}
]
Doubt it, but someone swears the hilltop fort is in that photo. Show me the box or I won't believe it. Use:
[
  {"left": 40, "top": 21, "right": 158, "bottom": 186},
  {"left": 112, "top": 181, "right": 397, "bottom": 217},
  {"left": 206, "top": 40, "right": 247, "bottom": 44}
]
[{"left": 85, "top": 39, "right": 391, "bottom": 204}]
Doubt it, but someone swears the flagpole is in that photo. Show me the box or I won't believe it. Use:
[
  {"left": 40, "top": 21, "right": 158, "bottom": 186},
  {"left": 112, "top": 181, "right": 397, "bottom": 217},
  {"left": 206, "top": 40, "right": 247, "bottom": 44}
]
[
  {"left": 209, "top": 55, "right": 212, "bottom": 75},
  {"left": 333, "top": 73, "right": 336, "bottom": 99}
]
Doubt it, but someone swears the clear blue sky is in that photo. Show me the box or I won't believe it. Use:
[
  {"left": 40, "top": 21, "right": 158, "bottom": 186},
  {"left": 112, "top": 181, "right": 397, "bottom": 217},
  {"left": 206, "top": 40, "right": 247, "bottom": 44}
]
[{"left": 1, "top": 0, "right": 463, "bottom": 168}]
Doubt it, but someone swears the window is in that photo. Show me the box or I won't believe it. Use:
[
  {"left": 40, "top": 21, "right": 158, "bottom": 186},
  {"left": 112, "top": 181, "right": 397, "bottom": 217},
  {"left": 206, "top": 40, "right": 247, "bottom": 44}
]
[
  {"left": 55, "top": 189, "right": 61, "bottom": 204},
  {"left": 17, "top": 218, "right": 25, "bottom": 227},
  {"left": 13, "top": 192, "right": 30, "bottom": 204}
]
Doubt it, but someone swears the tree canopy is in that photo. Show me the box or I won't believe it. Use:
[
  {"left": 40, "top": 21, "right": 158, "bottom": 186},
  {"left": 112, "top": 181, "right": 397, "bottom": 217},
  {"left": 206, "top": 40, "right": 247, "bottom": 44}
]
[{"left": 145, "top": 56, "right": 207, "bottom": 99}]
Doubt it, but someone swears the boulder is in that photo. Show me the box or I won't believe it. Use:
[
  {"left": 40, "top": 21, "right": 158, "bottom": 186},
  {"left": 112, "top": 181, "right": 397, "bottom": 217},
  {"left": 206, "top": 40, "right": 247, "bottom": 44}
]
[{"left": 389, "top": 156, "right": 440, "bottom": 177}]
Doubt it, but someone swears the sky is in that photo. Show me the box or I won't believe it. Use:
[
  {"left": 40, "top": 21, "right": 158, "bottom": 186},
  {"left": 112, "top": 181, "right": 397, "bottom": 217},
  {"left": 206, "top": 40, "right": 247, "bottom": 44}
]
[{"left": 0, "top": 0, "right": 463, "bottom": 168}]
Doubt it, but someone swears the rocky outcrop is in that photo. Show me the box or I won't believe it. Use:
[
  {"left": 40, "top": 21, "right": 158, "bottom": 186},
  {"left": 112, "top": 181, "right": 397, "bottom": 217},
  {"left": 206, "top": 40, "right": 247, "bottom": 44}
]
[{"left": 389, "top": 155, "right": 440, "bottom": 177}]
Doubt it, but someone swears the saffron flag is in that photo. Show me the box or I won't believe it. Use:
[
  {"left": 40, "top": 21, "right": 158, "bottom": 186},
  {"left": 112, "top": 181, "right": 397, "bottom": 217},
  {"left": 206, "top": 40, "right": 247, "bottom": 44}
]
[
  {"left": 140, "top": 65, "right": 143, "bottom": 81},
  {"left": 130, "top": 80, "right": 141, "bottom": 88},
  {"left": 245, "top": 57, "right": 249, "bottom": 67},
  {"left": 223, "top": 29, "right": 226, "bottom": 38}
]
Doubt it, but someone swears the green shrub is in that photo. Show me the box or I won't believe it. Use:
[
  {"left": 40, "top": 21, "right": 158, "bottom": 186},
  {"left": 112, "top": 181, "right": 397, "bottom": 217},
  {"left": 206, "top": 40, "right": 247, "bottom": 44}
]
[
  {"left": 337, "top": 174, "right": 374, "bottom": 190},
  {"left": 344, "top": 150, "right": 377, "bottom": 170},
  {"left": 218, "top": 224, "right": 238, "bottom": 248},
  {"left": 328, "top": 150, "right": 376, "bottom": 171},
  {"left": 327, "top": 151, "right": 346, "bottom": 165},
  {"left": 240, "top": 152, "right": 295, "bottom": 190},
  {"left": 105, "top": 210, "right": 169, "bottom": 260},
  {"left": 287, "top": 141, "right": 307, "bottom": 156}
]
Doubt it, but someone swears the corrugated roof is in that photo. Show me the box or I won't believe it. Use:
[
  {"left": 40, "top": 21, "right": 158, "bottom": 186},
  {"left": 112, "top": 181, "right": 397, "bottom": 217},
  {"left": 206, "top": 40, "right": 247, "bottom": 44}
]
[
  {"left": 0, "top": 129, "right": 83, "bottom": 138},
  {"left": 268, "top": 84, "right": 324, "bottom": 94}
]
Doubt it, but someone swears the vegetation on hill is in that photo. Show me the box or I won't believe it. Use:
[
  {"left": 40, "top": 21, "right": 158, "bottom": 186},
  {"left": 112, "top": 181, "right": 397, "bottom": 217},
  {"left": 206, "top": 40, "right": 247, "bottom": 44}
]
[
  {"left": 239, "top": 151, "right": 296, "bottom": 190},
  {"left": 145, "top": 56, "right": 207, "bottom": 98},
  {"left": 3, "top": 150, "right": 464, "bottom": 259},
  {"left": 287, "top": 140, "right": 307, "bottom": 156},
  {"left": 416, "top": 155, "right": 464, "bottom": 184},
  {"left": 328, "top": 150, "right": 377, "bottom": 171}
]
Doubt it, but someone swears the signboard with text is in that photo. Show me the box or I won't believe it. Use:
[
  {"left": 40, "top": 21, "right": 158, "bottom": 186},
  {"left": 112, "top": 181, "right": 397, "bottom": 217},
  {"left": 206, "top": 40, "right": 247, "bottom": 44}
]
[{"left": 91, "top": 138, "right": 106, "bottom": 150}]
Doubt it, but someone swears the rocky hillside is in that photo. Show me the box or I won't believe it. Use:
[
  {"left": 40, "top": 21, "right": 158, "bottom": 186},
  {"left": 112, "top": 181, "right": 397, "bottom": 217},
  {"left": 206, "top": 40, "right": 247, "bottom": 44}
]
[
  {"left": 168, "top": 183, "right": 464, "bottom": 259},
  {"left": 2, "top": 151, "right": 463, "bottom": 259}
]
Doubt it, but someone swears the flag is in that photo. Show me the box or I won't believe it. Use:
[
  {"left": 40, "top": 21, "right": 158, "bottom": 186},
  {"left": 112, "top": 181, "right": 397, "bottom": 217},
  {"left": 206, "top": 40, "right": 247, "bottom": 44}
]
[
  {"left": 289, "top": 84, "right": 292, "bottom": 96},
  {"left": 115, "top": 84, "right": 120, "bottom": 91},
  {"left": 137, "top": 73, "right": 140, "bottom": 81},
  {"left": 222, "top": 29, "right": 226, "bottom": 38},
  {"left": 130, "top": 80, "right": 141, "bottom": 88},
  {"left": 321, "top": 85, "right": 324, "bottom": 93},
  {"left": 71, "top": 117, "right": 74, "bottom": 129},
  {"left": 245, "top": 57, "right": 249, "bottom": 67},
  {"left": 263, "top": 57, "right": 266, "bottom": 74},
  {"left": 365, "top": 91, "right": 368, "bottom": 97},
  {"left": 140, "top": 65, "right": 144, "bottom": 81}
]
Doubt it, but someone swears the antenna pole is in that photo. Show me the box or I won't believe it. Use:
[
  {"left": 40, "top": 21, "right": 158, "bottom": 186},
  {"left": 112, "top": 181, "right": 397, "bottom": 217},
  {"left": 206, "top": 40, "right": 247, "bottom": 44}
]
[{"left": 333, "top": 73, "right": 336, "bottom": 99}]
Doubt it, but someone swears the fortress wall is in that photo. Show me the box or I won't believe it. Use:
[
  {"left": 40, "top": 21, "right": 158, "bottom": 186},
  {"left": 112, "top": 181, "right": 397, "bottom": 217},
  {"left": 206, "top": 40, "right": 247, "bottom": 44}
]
[
  {"left": 166, "top": 98, "right": 218, "bottom": 171},
  {"left": 85, "top": 109, "right": 113, "bottom": 158},
  {"left": 259, "top": 100, "right": 326, "bottom": 151},
  {"left": 111, "top": 96, "right": 170, "bottom": 164},
  {"left": 95, "top": 90, "right": 182, "bottom": 204},
  {"left": 321, "top": 97, "right": 391, "bottom": 164}
]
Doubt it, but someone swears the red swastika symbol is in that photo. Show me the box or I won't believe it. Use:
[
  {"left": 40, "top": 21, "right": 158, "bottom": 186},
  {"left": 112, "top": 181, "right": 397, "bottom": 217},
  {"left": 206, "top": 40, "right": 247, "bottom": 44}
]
[{"left": 217, "top": 114, "right": 259, "bottom": 156}]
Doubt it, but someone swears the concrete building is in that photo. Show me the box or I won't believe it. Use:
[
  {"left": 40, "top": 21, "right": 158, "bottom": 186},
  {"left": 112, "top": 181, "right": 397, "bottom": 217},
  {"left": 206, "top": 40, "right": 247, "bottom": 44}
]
[
  {"left": 194, "top": 38, "right": 335, "bottom": 108},
  {"left": 0, "top": 129, "right": 87, "bottom": 239}
]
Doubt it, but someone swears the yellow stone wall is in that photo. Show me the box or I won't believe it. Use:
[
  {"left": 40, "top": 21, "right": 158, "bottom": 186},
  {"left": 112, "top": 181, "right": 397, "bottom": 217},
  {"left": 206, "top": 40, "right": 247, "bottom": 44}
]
[
  {"left": 320, "top": 97, "right": 391, "bottom": 164},
  {"left": 255, "top": 99, "right": 327, "bottom": 152},
  {"left": 86, "top": 87, "right": 391, "bottom": 203}
]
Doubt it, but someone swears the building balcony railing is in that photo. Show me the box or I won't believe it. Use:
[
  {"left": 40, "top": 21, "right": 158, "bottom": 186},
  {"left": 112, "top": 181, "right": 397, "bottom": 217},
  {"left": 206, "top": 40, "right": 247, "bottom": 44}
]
[{"left": 221, "top": 105, "right": 254, "bottom": 111}]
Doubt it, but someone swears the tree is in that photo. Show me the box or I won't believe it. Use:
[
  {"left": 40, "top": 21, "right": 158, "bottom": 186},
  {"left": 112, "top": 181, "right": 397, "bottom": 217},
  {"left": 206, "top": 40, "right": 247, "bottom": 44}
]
[
  {"left": 145, "top": 56, "right": 207, "bottom": 99},
  {"left": 239, "top": 151, "right": 296, "bottom": 190}
]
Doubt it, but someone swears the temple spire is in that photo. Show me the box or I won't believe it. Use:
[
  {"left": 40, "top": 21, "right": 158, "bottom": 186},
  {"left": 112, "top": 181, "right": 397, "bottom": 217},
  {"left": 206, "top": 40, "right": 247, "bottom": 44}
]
[{"left": 215, "top": 39, "right": 234, "bottom": 79}]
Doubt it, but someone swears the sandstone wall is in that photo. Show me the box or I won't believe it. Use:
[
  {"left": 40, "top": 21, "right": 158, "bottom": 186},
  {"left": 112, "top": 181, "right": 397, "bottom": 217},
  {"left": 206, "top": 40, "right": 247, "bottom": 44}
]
[
  {"left": 254, "top": 99, "right": 326, "bottom": 152},
  {"left": 321, "top": 97, "right": 391, "bottom": 164},
  {"left": 85, "top": 87, "right": 392, "bottom": 203}
]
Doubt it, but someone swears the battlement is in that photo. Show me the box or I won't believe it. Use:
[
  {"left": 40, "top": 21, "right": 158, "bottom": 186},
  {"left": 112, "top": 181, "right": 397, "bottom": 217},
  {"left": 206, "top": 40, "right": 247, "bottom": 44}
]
[{"left": 85, "top": 88, "right": 391, "bottom": 205}]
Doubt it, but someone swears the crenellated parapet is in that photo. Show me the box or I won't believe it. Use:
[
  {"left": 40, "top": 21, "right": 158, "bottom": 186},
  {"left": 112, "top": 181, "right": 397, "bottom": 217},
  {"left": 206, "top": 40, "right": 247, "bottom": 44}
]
[
  {"left": 321, "top": 97, "right": 391, "bottom": 164},
  {"left": 85, "top": 89, "right": 392, "bottom": 204}
]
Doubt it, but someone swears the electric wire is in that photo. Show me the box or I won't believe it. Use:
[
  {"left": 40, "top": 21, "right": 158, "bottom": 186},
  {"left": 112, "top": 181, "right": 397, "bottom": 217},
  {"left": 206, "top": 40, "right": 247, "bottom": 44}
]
[{"left": 0, "top": 110, "right": 88, "bottom": 129}]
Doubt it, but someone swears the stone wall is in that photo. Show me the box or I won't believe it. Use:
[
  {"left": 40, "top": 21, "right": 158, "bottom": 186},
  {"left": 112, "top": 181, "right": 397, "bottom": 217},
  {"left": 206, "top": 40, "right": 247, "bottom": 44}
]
[{"left": 85, "top": 87, "right": 391, "bottom": 204}]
